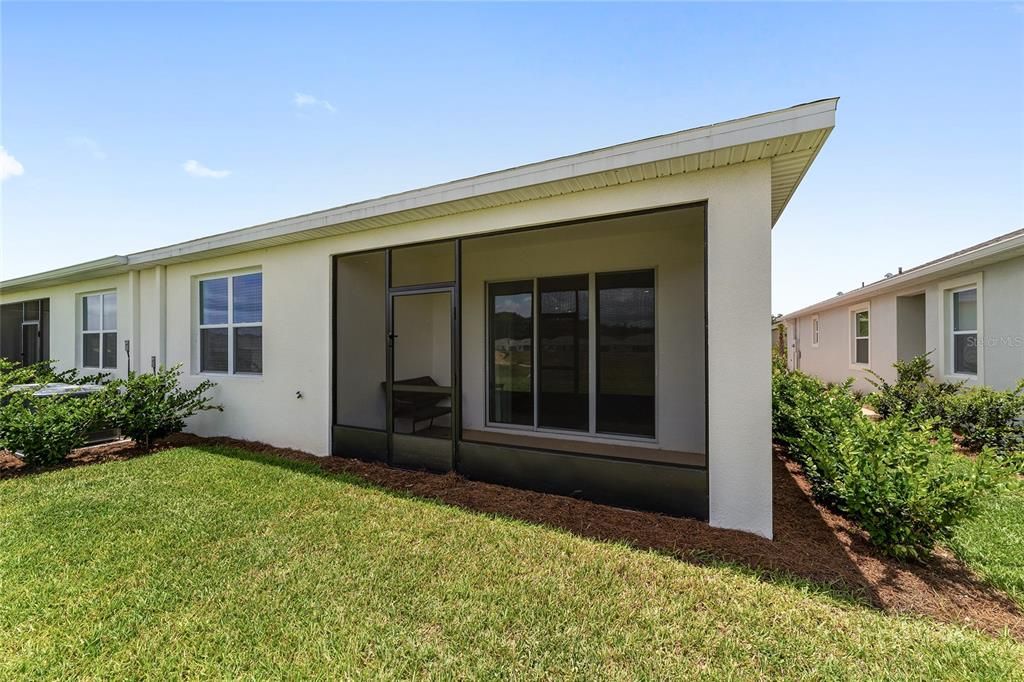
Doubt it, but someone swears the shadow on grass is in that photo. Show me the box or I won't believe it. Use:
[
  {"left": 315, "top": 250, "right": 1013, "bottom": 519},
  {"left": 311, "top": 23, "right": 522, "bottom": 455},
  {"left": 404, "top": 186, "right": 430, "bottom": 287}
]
[
  {"left": 190, "top": 440, "right": 875, "bottom": 610},
  {"left": 7, "top": 433, "right": 1022, "bottom": 639},
  {"left": 194, "top": 437, "right": 1024, "bottom": 640}
]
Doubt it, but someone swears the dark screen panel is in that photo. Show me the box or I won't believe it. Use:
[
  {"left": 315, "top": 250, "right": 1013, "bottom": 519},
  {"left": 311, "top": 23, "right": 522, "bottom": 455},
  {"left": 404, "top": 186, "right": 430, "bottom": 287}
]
[
  {"left": 538, "top": 274, "right": 589, "bottom": 431},
  {"left": 596, "top": 270, "right": 655, "bottom": 438},
  {"left": 336, "top": 251, "right": 387, "bottom": 430},
  {"left": 488, "top": 281, "right": 533, "bottom": 425},
  {"left": 0, "top": 303, "right": 23, "bottom": 363}
]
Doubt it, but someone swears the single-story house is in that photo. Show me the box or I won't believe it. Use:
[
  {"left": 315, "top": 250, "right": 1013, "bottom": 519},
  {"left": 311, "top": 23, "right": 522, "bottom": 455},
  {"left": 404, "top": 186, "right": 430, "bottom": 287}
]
[
  {"left": 781, "top": 228, "right": 1024, "bottom": 394},
  {"left": 0, "top": 99, "right": 838, "bottom": 538}
]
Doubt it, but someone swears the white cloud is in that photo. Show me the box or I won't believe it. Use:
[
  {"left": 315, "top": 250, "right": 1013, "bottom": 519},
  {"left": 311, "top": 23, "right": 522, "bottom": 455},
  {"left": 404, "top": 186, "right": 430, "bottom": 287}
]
[
  {"left": 183, "top": 159, "right": 231, "bottom": 179},
  {"left": 68, "top": 136, "right": 107, "bottom": 160},
  {"left": 1, "top": 147, "right": 25, "bottom": 181},
  {"left": 293, "top": 92, "right": 336, "bottom": 114}
]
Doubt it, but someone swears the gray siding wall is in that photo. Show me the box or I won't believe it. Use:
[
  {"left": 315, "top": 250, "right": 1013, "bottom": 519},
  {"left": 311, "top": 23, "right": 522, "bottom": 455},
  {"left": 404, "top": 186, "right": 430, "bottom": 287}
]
[
  {"left": 792, "top": 293, "right": 897, "bottom": 394},
  {"left": 896, "top": 294, "right": 926, "bottom": 362},
  {"left": 980, "top": 255, "right": 1024, "bottom": 390},
  {"left": 791, "top": 255, "right": 1023, "bottom": 393}
]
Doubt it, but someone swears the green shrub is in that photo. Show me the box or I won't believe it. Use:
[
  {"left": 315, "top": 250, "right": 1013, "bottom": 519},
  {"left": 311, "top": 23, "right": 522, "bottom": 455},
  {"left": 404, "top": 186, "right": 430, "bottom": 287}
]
[
  {"left": 0, "top": 393, "right": 101, "bottom": 466},
  {"left": 773, "top": 363, "right": 1001, "bottom": 560},
  {"left": 0, "top": 358, "right": 107, "bottom": 401},
  {"left": 103, "top": 366, "right": 221, "bottom": 449},
  {"left": 772, "top": 362, "right": 861, "bottom": 506},
  {"left": 1005, "top": 451, "right": 1024, "bottom": 474},
  {"left": 833, "top": 416, "right": 998, "bottom": 561},
  {"left": 864, "top": 354, "right": 1023, "bottom": 464},
  {"left": 938, "top": 382, "right": 1024, "bottom": 454},
  {"left": 864, "top": 353, "right": 960, "bottom": 420}
]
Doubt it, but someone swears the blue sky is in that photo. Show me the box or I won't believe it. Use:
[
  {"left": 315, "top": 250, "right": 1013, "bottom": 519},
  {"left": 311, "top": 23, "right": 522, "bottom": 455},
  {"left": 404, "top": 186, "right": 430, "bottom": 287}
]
[{"left": 2, "top": 2, "right": 1021, "bottom": 313}]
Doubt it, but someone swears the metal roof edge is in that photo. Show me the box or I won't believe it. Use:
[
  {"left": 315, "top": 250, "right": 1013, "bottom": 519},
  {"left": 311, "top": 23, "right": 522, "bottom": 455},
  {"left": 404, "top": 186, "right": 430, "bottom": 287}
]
[
  {"left": 0, "top": 256, "right": 129, "bottom": 294},
  {"left": 780, "top": 229, "right": 1024, "bottom": 321}
]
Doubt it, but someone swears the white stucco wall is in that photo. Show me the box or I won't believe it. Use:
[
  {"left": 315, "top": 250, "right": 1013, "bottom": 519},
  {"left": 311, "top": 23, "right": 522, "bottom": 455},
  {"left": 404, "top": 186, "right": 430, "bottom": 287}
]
[
  {"left": 2, "top": 160, "right": 777, "bottom": 537},
  {"left": 0, "top": 273, "right": 136, "bottom": 381},
  {"left": 705, "top": 161, "right": 773, "bottom": 538}
]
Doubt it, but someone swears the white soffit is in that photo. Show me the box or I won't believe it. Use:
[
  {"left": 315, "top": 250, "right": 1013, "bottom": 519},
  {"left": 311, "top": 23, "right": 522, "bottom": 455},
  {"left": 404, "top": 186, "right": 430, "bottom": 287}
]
[{"left": 2, "top": 98, "right": 837, "bottom": 293}]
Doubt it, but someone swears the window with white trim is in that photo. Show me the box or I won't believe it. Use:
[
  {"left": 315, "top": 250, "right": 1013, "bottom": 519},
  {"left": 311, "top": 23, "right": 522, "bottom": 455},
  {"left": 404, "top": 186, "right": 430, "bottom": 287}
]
[
  {"left": 851, "top": 307, "right": 869, "bottom": 365},
  {"left": 811, "top": 315, "right": 820, "bottom": 347},
  {"left": 951, "top": 287, "right": 978, "bottom": 375},
  {"left": 198, "top": 271, "right": 262, "bottom": 374},
  {"left": 82, "top": 292, "right": 117, "bottom": 369}
]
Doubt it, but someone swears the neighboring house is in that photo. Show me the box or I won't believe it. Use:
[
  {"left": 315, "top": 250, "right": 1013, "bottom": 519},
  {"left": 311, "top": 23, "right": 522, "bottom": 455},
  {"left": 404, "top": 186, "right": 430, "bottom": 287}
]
[
  {"left": 782, "top": 228, "right": 1024, "bottom": 394},
  {"left": 771, "top": 319, "right": 786, "bottom": 357},
  {"left": 0, "top": 99, "right": 838, "bottom": 538}
]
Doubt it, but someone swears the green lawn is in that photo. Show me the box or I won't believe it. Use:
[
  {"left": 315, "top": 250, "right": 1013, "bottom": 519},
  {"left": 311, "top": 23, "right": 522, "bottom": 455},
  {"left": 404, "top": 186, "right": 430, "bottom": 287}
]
[
  {"left": 1, "top": 446, "right": 1022, "bottom": 680},
  {"left": 950, "top": 478, "right": 1024, "bottom": 608}
]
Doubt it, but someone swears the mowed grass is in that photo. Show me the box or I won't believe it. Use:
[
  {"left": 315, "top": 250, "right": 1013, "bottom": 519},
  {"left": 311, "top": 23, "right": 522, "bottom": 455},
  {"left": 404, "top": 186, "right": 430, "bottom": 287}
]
[
  {"left": 950, "top": 477, "right": 1024, "bottom": 608},
  {"left": 1, "top": 447, "right": 1022, "bottom": 680}
]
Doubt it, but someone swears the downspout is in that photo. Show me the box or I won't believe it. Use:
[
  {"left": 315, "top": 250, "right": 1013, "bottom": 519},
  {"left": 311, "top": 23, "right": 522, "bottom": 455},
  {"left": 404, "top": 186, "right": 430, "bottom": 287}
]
[
  {"left": 155, "top": 265, "right": 167, "bottom": 369},
  {"left": 128, "top": 270, "right": 142, "bottom": 374}
]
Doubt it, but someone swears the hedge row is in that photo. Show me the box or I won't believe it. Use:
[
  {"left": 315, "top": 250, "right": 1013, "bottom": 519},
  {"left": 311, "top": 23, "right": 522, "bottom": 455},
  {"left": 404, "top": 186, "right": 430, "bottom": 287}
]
[
  {"left": 772, "top": 356, "right": 1006, "bottom": 561},
  {"left": 0, "top": 360, "right": 220, "bottom": 466},
  {"left": 866, "top": 353, "right": 1024, "bottom": 461}
]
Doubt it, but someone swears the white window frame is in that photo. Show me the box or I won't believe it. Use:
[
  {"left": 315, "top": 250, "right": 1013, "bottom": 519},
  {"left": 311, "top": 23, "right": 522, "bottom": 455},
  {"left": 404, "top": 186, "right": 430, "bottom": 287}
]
[
  {"left": 811, "top": 314, "right": 820, "bottom": 348},
  {"left": 849, "top": 303, "right": 870, "bottom": 369},
  {"left": 194, "top": 269, "right": 262, "bottom": 376},
  {"left": 937, "top": 272, "right": 983, "bottom": 383},
  {"left": 80, "top": 291, "right": 118, "bottom": 370}
]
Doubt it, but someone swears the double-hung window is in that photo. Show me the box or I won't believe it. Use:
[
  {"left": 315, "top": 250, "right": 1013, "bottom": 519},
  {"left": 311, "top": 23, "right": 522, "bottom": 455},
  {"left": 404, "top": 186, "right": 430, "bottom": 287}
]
[
  {"left": 82, "top": 292, "right": 117, "bottom": 369},
  {"left": 198, "top": 271, "right": 262, "bottom": 374},
  {"left": 951, "top": 287, "right": 978, "bottom": 375},
  {"left": 811, "top": 315, "right": 820, "bottom": 347},
  {"left": 851, "top": 307, "right": 869, "bottom": 365}
]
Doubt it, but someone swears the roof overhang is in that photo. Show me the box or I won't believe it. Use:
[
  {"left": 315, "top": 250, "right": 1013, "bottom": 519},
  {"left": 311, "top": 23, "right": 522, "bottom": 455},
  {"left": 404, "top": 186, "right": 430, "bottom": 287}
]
[
  {"left": 2, "top": 98, "right": 837, "bottom": 295},
  {"left": 0, "top": 256, "right": 130, "bottom": 292},
  {"left": 782, "top": 228, "right": 1024, "bottom": 321}
]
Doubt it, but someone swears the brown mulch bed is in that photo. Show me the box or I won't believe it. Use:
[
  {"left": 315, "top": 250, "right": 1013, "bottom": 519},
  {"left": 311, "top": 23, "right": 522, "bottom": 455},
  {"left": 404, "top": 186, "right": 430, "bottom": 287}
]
[
  {"left": 0, "top": 438, "right": 177, "bottom": 480},
  {"left": 2, "top": 435, "right": 1021, "bottom": 639}
]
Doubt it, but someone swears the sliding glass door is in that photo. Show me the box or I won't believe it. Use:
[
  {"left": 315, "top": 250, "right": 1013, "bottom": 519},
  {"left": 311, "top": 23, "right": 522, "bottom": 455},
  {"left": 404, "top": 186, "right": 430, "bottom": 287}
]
[
  {"left": 538, "top": 275, "right": 589, "bottom": 431},
  {"left": 596, "top": 270, "right": 655, "bottom": 438},
  {"left": 487, "top": 269, "right": 655, "bottom": 440},
  {"left": 488, "top": 281, "right": 533, "bottom": 426}
]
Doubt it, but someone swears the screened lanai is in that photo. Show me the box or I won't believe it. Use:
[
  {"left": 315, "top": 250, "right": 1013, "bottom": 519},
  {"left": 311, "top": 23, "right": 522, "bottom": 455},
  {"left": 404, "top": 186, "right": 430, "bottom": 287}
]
[{"left": 333, "top": 203, "right": 707, "bottom": 517}]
